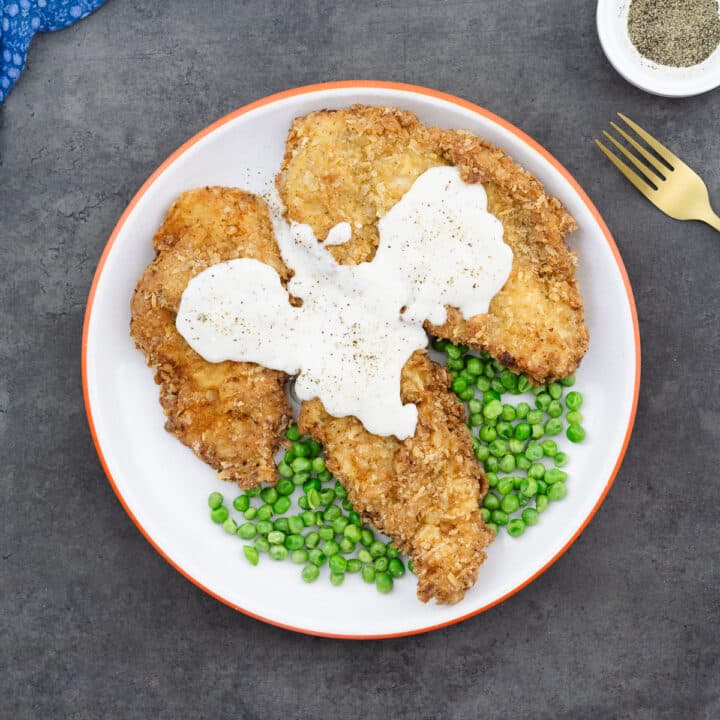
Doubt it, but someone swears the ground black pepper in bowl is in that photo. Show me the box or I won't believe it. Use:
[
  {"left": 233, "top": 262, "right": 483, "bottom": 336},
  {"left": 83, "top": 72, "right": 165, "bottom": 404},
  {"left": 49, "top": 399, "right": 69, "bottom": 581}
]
[{"left": 628, "top": 0, "right": 720, "bottom": 68}]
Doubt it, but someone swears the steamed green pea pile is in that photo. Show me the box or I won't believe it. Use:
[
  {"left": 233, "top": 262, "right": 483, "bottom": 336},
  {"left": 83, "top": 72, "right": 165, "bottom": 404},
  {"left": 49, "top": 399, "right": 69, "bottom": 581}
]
[
  {"left": 434, "top": 337, "right": 586, "bottom": 537},
  {"left": 207, "top": 425, "right": 407, "bottom": 594}
]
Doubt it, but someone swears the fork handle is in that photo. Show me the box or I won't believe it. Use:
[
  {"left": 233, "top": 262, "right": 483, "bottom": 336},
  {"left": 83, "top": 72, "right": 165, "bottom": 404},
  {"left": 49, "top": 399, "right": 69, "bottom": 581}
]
[{"left": 703, "top": 210, "right": 720, "bottom": 233}]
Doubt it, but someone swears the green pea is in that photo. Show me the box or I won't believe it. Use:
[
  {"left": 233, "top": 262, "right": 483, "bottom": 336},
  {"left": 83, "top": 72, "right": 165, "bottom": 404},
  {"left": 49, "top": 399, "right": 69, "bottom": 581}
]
[
  {"left": 507, "top": 518, "right": 526, "bottom": 537},
  {"left": 285, "top": 534, "right": 304, "bottom": 551},
  {"left": 486, "top": 472, "right": 498, "bottom": 488},
  {"left": 285, "top": 424, "right": 300, "bottom": 441},
  {"left": 273, "top": 496, "right": 291, "bottom": 515},
  {"left": 567, "top": 424, "right": 586, "bottom": 443},
  {"left": 520, "top": 478, "right": 538, "bottom": 497},
  {"left": 566, "top": 410, "right": 584, "bottom": 425},
  {"left": 535, "top": 393, "right": 552, "bottom": 411},
  {"left": 256, "top": 504, "right": 273, "bottom": 521},
  {"left": 302, "top": 564, "right": 320, "bottom": 582},
  {"left": 243, "top": 546, "right": 259, "bottom": 566},
  {"left": 483, "top": 399, "right": 503, "bottom": 419},
  {"left": 545, "top": 419, "right": 564, "bottom": 436},
  {"left": 343, "top": 524, "right": 361, "bottom": 543},
  {"left": 486, "top": 522, "right": 498, "bottom": 534},
  {"left": 499, "top": 454, "right": 516, "bottom": 473},
  {"left": 329, "top": 554, "right": 347, "bottom": 573},
  {"left": 531, "top": 423, "right": 545, "bottom": 439},
  {"left": 516, "top": 455, "right": 531, "bottom": 471},
  {"left": 431, "top": 336, "right": 447, "bottom": 351},
  {"left": 536, "top": 479, "right": 548, "bottom": 495},
  {"left": 465, "top": 357, "right": 483, "bottom": 375},
  {"left": 491, "top": 378, "right": 505, "bottom": 395},
  {"left": 527, "top": 409, "right": 544, "bottom": 425},
  {"left": 536, "top": 495, "right": 550, "bottom": 512},
  {"left": 370, "top": 541, "right": 387, "bottom": 558},
  {"left": 256, "top": 520, "right": 273, "bottom": 536},
  {"left": 208, "top": 491, "right": 224, "bottom": 510},
  {"left": 484, "top": 362, "right": 496, "bottom": 378},
  {"left": 517, "top": 375, "right": 532, "bottom": 393},
  {"left": 565, "top": 391, "right": 583, "bottom": 411},
  {"left": 319, "top": 489, "right": 336, "bottom": 506},
  {"left": 516, "top": 402, "right": 530, "bottom": 418},
  {"left": 305, "top": 531, "right": 320, "bottom": 549},
  {"left": 307, "top": 487, "right": 321, "bottom": 509},
  {"left": 254, "top": 536, "right": 270, "bottom": 553},
  {"left": 500, "top": 370, "right": 517, "bottom": 391},
  {"left": 291, "top": 549, "right": 309, "bottom": 564},
  {"left": 293, "top": 441, "right": 310, "bottom": 458},
  {"left": 276, "top": 479, "right": 294, "bottom": 496},
  {"left": 497, "top": 476, "right": 515, "bottom": 496},
  {"left": 501, "top": 493, "right": 520, "bottom": 514},
  {"left": 480, "top": 507, "right": 491, "bottom": 522},
  {"left": 545, "top": 468, "right": 568, "bottom": 485},
  {"left": 528, "top": 463, "right": 545, "bottom": 479},
  {"left": 357, "top": 549, "right": 373, "bottom": 564},
  {"left": 515, "top": 422, "right": 531, "bottom": 441},
  {"left": 322, "top": 506, "right": 340, "bottom": 523},
  {"left": 483, "top": 492, "right": 500, "bottom": 511},
  {"left": 360, "top": 528, "right": 374, "bottom": 547},
  {"left": 469, "top": 412, "right": 484, "bottom": 427},
  {"left": 286, "top": 516, "right": 303, "bottom": 534},
  {"left": 445, "top": 344, "right": 463, "bottom": 360},
  {"left": 475, "top": 444, "right": 490, "bottom": 462},
  {"left": 269, "top": 545, "right": 288, "bottom": 561},
  {"left": 492, "top": 510, "right": 509, "bottom": 526},
  {"left": 522, "top": 508, "right": 539, "bottom": 526},
  {"left": 341, "top": 498, "right": 354, "bottom": 511},
  {"left": 548, "top": 482, "right": 567, "bottom": 501},
  {"left": 554, "top": 452, "right": 569, "bottom": 467},
  {"left": 547, "top": 400, "right": 563, "bottom": 418},
  {"left": 468, "top": 398, "right": 483, "bottom": 414},
  {"left": 362, "top": 565, "right": 376, "bottom": 583},
  {"left": 277, "top": 461, "right": 293, "bottom": 478},
  {"left": 309, "top": 549, "right": 326, "bottom": 567},
  {"left": 318, "top": 525, "right": 335, "bottom": 541},
  {"left": 293, "top": 472, "right": 310, "bottom": 486},
  {"left": 548, "top": 382, "right": 563, "bottom": 400},
  {"left": 348, "top": 511, "right": 362, "bottom": 527},
  {"left": 526, "top": 444, "right": 543, "bottom": 462},
  {"left": 297, "top": 496, "right": 309, "bottom": 510},
  {"left": 237, "top": 522, "right": 257, "bottom": 540},
  {"left": 339, "top": 538, "right": 355, "bottom": 554},
  {"left": 489, "top": 439, "right": 508, "bottom": 457},
  {"left": 479, "top": 425, "right": 497, "bottom": 442},
  {"left": 475, "top": 376, "right": 491, "bottom": 392},
  {"left": 374, "top": 557, "right": 389, "bottom": 572},
  {"left": 233, "top": 495, "right": 250, "bottom": 512},
  {"left": 459, "top": 388, "right": 475, "bottom": 401},
  {"left": 210, "top": 506, "right": 228, "bottom": 524},
  {"left": 541, "top": 440, "right": 558, "bottom": 457},
  {"left": 452, "top": 376, "right": 468, "bottom": 394},
  {"left": 318, "top": 469, "right": 332, "bottom": 482},
  {"left": 376, "top": 572, "right": 394, "bottom": 594},
  {"left": 497, "top": 421, "right": 514, "bottom": 439},
  {"left": 347, "top": 559, "right": 362, "bottom": 574},
  {"left": 246, "top": 486, "right": 261, "bottom": 498},
  {"left": 222, "top": 518, "right": 238, "bottom": 535}
]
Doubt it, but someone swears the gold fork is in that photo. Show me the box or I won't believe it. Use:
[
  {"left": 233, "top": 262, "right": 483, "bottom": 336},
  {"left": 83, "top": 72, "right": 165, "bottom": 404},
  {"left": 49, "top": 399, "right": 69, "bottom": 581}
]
[{"left": 595, "top": 113, "right": 720, "bottom": 233}]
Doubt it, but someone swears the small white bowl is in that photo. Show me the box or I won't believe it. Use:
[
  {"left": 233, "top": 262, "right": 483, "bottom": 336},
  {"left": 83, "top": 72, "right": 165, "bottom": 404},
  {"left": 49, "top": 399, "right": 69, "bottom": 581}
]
[{"left": 597, "top": 0, "right": 720, "bottom": 97}]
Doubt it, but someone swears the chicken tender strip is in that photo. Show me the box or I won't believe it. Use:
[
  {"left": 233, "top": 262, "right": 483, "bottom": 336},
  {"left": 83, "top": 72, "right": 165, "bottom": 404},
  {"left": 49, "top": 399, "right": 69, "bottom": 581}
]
[
  {"left": 130, "top": 187, "right": 292, "bottom": 488},
  {"left": 277, "top": 105, "right": 588, "bottom": 384},
  {"left": 299, "top": 351, "right": 493, "bottom": 605}
]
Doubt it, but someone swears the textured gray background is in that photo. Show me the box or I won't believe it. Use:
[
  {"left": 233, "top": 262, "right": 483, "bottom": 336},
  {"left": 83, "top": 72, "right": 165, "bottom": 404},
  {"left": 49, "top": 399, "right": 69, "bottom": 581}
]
[{"left": 1, "top": 1, "right": 719, "bottom": 718}]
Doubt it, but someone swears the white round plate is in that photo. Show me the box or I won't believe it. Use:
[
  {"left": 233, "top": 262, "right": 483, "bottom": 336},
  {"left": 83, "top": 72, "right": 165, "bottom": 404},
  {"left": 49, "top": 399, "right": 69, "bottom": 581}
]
[
  {"left": 597, "top": 0, "right": 720, "bottom": 97},
  {"left": 83, "top": 82, "right": 640, "bottom": 638}
]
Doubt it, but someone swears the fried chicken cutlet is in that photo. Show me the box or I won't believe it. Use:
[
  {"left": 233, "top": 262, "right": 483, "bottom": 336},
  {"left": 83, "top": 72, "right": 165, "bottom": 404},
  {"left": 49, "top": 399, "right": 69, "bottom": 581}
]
[
  {"left": 130, "top": 187, "right": 292, "bottom": 488},
  {"left": 299, "top": 350, "right": 493, "bottom": 605},
  {"left": 277, "top": 105, "right": 589, "bottom": 384}
]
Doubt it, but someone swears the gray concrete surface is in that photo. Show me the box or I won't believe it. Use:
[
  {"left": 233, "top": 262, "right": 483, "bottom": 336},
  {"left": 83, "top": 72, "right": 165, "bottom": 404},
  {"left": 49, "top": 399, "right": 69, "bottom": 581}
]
[{"left": 1, "top": 1, "right": 719, "bottom": 717}]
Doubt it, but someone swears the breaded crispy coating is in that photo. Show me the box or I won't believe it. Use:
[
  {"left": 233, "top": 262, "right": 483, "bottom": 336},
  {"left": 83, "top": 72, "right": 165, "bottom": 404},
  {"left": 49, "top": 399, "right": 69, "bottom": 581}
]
[
  {"left": 277, "top": 105, "right": 589, "bottom": 384},
  {"left": 299, "top": 351, "right": 493, "bottom": 605},
  {"left": 130, "top": 187, "right": 292, "bottom": 488}
]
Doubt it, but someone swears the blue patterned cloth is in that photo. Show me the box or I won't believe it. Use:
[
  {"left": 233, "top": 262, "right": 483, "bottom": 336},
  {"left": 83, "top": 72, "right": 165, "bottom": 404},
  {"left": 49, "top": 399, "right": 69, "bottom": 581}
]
[{"left": 1, "top": 0, "right": 106, "bottom": 104}]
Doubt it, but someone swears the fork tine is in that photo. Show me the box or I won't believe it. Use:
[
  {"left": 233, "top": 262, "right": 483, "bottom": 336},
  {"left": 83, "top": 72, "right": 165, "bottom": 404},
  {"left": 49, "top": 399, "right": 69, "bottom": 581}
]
[
  {"left": 617, "top": 113, "right": 681, "bottom": 169},
  {"left": 595, "top": 139, "right": 656, "bottom": 198},
  {"left": 602, "top": 131, "right": 660, "bottom": 187},
  {"left": 609, "top": 122, "right": 667, "bottom": 179}
]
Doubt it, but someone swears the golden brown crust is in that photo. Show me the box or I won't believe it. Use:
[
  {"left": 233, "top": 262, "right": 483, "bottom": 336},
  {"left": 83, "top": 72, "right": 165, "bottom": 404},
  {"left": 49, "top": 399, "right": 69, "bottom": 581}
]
[
  {"left": 130, "top": 187, "right": 292, "bottom": 488},
  {"left": 277, "top": 105, "right": 589, "bottom": 383},
  {"left": 299, "top": 351, "right": 493, "bottom": 605}
]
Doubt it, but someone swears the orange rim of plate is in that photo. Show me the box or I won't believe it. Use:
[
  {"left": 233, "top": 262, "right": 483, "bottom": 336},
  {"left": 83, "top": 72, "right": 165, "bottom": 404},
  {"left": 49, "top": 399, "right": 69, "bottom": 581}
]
[{"left": 81, "top": 80, "right": 641, "bottom": 640}]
